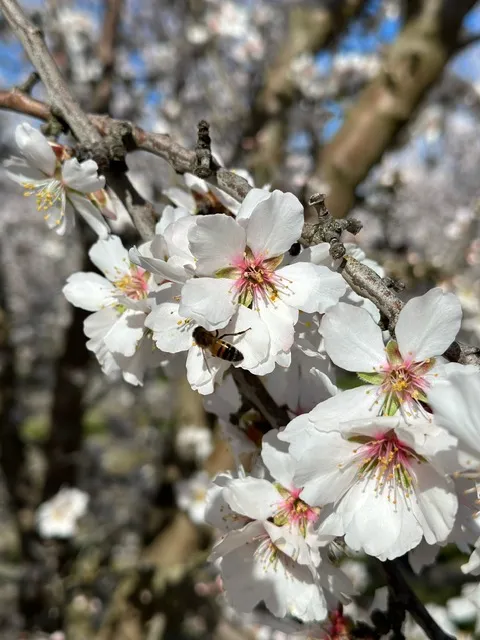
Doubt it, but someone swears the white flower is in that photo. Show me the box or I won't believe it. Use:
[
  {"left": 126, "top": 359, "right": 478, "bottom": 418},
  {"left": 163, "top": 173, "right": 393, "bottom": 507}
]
[
  {"left": 428, "top": 367, "right": 480, "bottom": 459},
  {"left": 175, "top": 470, "right": 211, "bottom": 525},
  {"left": 205, "top": 458, "right": 352, "bottom": 623},
  {"left": 63, "top": 235, "right": 165, "bottom": 385},
  {"left": 281, "top": 411, "right": 459, "bottom": 561},
  {"left": 175, "top": 424, "right": 213, "bottom": 463},
  {"left": 36, "top": 488, "right": 89, "bottom": 539},
  {"left": 129, "top": 208, "right": 195, "bottom": 284},
  {"left": 146, "top": 283, "right": 274, "bottom": 395},
  {"left": 321, "top": 288, "right": 462, "bottom": 419},
  {"left": 164, "top": 173, "right": 241, "bottom": 216},
  {"left": 180, "top": 189, "right": 345, "bottom": 362},
  {"left": 5, "top": 123, "right": 110, "bottom": 237}
]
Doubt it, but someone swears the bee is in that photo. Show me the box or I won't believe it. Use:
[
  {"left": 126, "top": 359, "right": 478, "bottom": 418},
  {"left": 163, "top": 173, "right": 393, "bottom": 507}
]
[{"left": 192, "top": 326, "right": 249, "bottom": 363}]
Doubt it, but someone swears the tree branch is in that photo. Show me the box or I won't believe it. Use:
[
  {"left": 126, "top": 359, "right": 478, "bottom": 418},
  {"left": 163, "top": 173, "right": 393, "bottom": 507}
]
[
  {"left": 92, "top": 0, "right": 123, "bottom": 113},
  {"left": 307, "top": 0, "right": 478, "bottom": 218},
  {"left": 383, "top": 560, "right": 455, "bottom": 640},
  {"left": 0, "top": 0, "right": 100, "bottom": 144}
]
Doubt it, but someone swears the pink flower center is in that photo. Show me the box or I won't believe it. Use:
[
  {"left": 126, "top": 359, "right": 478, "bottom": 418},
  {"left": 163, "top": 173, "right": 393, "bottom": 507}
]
[
  {"left": 273, "top": 484, "right": 319, "bottom": 535},
  {"left": 349, "top": 429, "right": 425, "bottom": 504},
  {"left": 114, "top": 266, "right": 150, "bottom": 300},
  {"left": 362, "top": 341, "right": 435, "bottom": 417},
  {"left": 227, "top": 249, "right": 288, "bottom": 309}
]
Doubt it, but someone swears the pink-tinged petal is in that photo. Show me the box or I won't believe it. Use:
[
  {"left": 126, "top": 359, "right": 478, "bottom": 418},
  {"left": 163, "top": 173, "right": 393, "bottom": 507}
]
[
  {"left": 62, "top": 158, "right": 105, "bottom": 192},
  {"left": 186, "top": 346, "right": 227, "bottom": 395},
  {"left": 89, "top": 235, "right": 130, "bottom": 280},
  {"left": 428, "top": 369, "right": 480, "bottom": 456},
  {"left": 15, "top": 123, "right": 56, "bottom": 175},
  {"left": 145, "top": 303, "right": 194, "bottom": 353},
  {"left": 180, "top": 277, "right": 236, "bottom": 330},
  {"left": 245, "top": 190, "right": 304, "bottom": 258},
  {"left": 321, "top": 303, "right": 385, "bottom": 372},
  {"left": 277, "top": 263, "right": 345, "bottom": 313},
  {"left": 63, "top": 272, "right": 115, "bottom": 311},
  {"left": 188, "top": 214, "right": 246, "bottom": 275},
  {"left": 395, "top": 288, "right": 462, "bottom": 361},
  {"left": 103, "top": 309, "right": 144, "bottom": 357},
  {"left": 68, "top": 192, "right": 110, "bottom": 238},
  {"left": 235, "top": 187, "right": 271, "bottom": 222},
  {"left": 224, "top": 477, "right": 280, "bottom": 520}
]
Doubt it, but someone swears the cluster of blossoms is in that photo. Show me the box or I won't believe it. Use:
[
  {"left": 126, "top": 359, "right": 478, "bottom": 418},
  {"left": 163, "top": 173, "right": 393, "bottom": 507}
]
[{"left": 7, "top": 123, "right": 480, "bottom": 634}]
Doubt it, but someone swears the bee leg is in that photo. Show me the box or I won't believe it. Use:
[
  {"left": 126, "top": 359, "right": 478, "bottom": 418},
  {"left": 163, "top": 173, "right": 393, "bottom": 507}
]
[{"left": 218, "top": 328, "right": 251, "bottom": 339}]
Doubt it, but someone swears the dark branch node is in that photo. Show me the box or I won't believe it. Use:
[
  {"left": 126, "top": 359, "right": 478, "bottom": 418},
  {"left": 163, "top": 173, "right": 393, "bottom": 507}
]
[
  {"left": 301, "top": 193, "right": 362, "bottom": 259},
  {"left": 15, "top": 71, "right": 40, "bottom": 94},
  {"left": 194, "top": 119, "right": 215, "bottom": 179},
  {"left": 382, "top": 276, "right": 405, "bottom": 292}
]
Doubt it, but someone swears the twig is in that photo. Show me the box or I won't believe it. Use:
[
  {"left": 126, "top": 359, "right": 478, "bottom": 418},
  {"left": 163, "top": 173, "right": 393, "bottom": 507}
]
[
  {"left": 194, "top": 120, "right": 215, "bottom": 179},
  {"left": 0, "top": 0, "right": 100, "bottom": 144},
  {"left": 231, "top": 369, "right": 290, "bottom": 431},
  {"left": 383, "top": 560, "right": 455, "bottom": 640}
]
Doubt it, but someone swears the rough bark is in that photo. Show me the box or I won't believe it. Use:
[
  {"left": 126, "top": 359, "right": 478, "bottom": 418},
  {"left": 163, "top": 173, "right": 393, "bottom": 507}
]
[{"left": 307, "top": 0, "right": 478, "bottom": 217}]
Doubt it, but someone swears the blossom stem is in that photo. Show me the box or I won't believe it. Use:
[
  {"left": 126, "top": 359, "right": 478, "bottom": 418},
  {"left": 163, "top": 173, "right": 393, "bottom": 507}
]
[{"left": 382, "top": 559, "right": 455, "bottom": 640}]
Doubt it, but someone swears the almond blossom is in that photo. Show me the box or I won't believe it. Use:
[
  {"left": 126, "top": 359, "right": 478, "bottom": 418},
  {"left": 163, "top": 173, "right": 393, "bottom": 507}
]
[
  {"left": 321, "top": 288, "right": 463, "bottom": 419},
  {"left": 36, "top": 488, "right": 89, "bottom": 539},
  {"left": 145, "top": 282, "right": 274, "bottom": 394},
  {"left": 180, "top": 188, "right": 346, "bottom": 362},
  {"left": 63, "top": 235, "right": 161, "bottom": 384},
  {"left": 5, "top": 123, "right": 110, "bottom": 237},
  {"left": 205, "top": 444, "right": 353, "bottom": 623},
  {"left": 281, "top": 412, "right": 458, "bottom": 561}
]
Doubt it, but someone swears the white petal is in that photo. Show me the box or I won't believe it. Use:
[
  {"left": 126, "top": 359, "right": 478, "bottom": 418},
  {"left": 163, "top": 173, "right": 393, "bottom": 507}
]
[
  {"left": 321, "top": 303, "right": 385, "bottom": 372},
  {"left": 188, "top": 214, "right": 246, "bottom": 275},
  {"left": 257, "top": 298, "right": 295, "bottom": 357},
  {"left": 163, "top": 187, "right": 196, "bottom": 212},
  {"left": 223, "top": 477, "right": 280, "bottom": 520},
  {"left": 156, "top": 204, "right": 190, "bottom": 236},
  {"left": 245, "top": 190, "right": 304, "bottom": 257},
  {"left": 395, "top": 288, "right": 462, "bottom": 361},
  {"left": 180, "top": 277, "right": 236, "bottom": 330},
  {"left": 209, "top": 184, "right": 241, "bottom": 214},
  {"left": 15, "top": 123, "right": 56, "bottom": 175},
  {"left": 103, "top": 309, "right": 145, "bottom": 356},
  {"left": 68, "top": 193, "right": 110, "bottom": 238},
  {"left": 308, "top": 386, "right": 378, "bottom": 424},
  {"left": 164, "top": 216, "right": 196, "bottom": 261},
  {"left": 261, "top": 431, "right": 294, "bottom": 489},
  {"left": 62, "top": 158, "right": 105, "bottom": 192},
  {"left": 4, "top": 159, "right": 46, "bottom": 185},
  {"left": 340, "top": 480, "right": 423, "bottom": 560},
  {"left": 89, "top": 235, "right": 130, "bottom": 280},
  {"left": 414, "top": 463, "right": 457, "bottom": 545},
  {"left": 222, "top": 306, "right": 270, "bottom": 371},
  {"left": 129, "top": 247, "right": 188, "bottom": 284},
  {"left": 145, "top": 303, "right": 194, "bottom": 353},
  {"left": 234, "top": 187, "right": 270, "bottom": 222},
  {"left": 428, "top": 369, "right": 480, "bottom": 456},
  {"left": 277, "top": 263, "right": 346, "bottom": 313},
  {"left": 63, "top": 272, "right": 115, "bottom": 311},
  {"left": 186, "top": 346, "right": 227, "bottom": 395}
]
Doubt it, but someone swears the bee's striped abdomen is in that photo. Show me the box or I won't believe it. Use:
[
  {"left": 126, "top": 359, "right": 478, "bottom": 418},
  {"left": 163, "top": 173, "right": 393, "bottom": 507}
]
[{"left": 216, "top": 342, "right": 244, "bottom": 362}]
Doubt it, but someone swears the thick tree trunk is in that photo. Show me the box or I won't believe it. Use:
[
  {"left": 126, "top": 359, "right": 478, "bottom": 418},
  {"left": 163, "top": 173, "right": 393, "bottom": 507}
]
[{"left": 307, "top": 0, "right": 477, "bottom": 217}]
